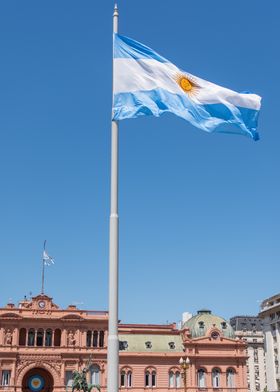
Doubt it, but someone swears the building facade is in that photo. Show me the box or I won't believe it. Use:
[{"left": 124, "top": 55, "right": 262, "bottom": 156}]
[
  {"left": 230, "top": 316, "right": 266, "bottom": 392},
  {"left": 0, "top": 294, "right": 248, "bottom": 392},
  {"left": 259, "top": 293, "right": 280, "bottom": 392}
]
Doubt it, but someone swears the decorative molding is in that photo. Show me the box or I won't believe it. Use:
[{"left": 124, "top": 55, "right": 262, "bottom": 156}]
[{"left": 16, "top": 356, "right": 62, "bottom": 385}]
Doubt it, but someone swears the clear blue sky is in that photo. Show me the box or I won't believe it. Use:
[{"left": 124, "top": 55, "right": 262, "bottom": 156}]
[{"left": 0, "top": 0, "right": 279, "bottom": 325}]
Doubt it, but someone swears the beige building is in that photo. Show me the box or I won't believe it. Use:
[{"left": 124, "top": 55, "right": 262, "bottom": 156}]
[
  {"left": 259, "top": 293, "right": 280, "bottom": 392},
  {"left": 230, "top": 316, "right": 266, "bottom": 392}
]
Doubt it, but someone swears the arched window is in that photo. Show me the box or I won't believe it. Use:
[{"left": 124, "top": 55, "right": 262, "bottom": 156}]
[
  {"left": 169, "top": 370, "right": 180, "bottom": 388},
  {"left": 19, "top": 328, "right": 26, "bottom": 346},
  {"left": 54, "top": 329, "right": 61, "bottom": 347},
  {"left": 145, "top": 371, "right": 150, "bottom": 387},
  {"left": 28, "top": 329, "right": 35, "bottom": 346},
  {"left": 212, "top": 368, "right": 220, "bottom": 388},
  {"left": 90, "top": 365, "right": 100, "bottom": 385},
  {"left": 93, "top": 331, "right": 98, "bottom": 347},
  {"left": 197, "top": 369, "right": 206, "bottom": 388},
  {"left": 45, "top": 329, "right": 52, "bottom": 346},
  {"left": 120, "top": 371, "right": 126, "bottom": 387},
  {"left": 86, "top": 331, "right": 92, "bottom": 347},
  {"left": 36, "top": 329, "right": 44, "bottom": 346},
  {"left": 99, "top": 331, "right": 104, "bottom": 347},
  {"left": 175, "top": 372, "right": 180, "bottom": 388},
  {"left": 120, "top": 369, "right": 132, "bottom": 388},
  {"left": 169, "top": 371, "right": 174, "bottom": 388},
  {"left": 226, "top": 368, "right": 235, "bottom": 388},
  {"left": 151, "top": 371, "right": 156, "bottom": 387},
  {"left": 127, "top": 371, "right": 132, "bottom": 388},
  {"left": 145, "top": 369, "right": 156, "bottom": 388}
]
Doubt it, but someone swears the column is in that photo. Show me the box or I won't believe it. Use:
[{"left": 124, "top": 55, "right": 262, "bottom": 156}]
[
  {"left": 61, "top": 329, "right": 67, "bottom": 347},
  {"left": 247, "top": 346, "right": 255, "bottom": 392},
  {"left": 264, "top": 320, "right": 277, "bottom": 391},
  {"left": 11, "top": 360, "right": 16, "bottom": 386},
  {"left": 258, "top": 346, "right": 266, "bottom": 392},
  {"left": 14, "top": 328, "right": 19, "bottom": 347},
  {"left": 0, "top": 327, "right": 3, "bottom": 345},
  {"left": 61, "top": 361, "right": 65, "bottom": 385}
]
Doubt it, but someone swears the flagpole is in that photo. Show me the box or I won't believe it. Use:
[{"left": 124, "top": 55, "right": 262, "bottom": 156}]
[
  {"left": 41, "top": 258, "right": 45, "bottom": 294},
  {"left": 41, "top": 240, "right": 46, "bottom": 294},
  {"left": 108, "top": 4, "right": 119, "bottom": 392}
]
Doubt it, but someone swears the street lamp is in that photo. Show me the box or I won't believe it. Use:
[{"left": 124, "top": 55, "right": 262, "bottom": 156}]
[{"left": 179, "top": 357, "right": 190, "bottom": 392}]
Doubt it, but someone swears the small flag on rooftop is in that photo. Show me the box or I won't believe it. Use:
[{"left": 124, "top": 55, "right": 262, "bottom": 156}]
[{"left": 43, "top": 241, "right": 54, "bottom": 266}]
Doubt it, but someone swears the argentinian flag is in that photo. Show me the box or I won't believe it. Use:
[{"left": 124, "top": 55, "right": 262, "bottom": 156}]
[{"left": 113, "top": 34, "right": 261, "bottom": 141}]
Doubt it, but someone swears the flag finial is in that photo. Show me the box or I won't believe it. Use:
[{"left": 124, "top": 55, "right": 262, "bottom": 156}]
[{"left": 113, "top": 4, "right": 118, "bottom": 16}]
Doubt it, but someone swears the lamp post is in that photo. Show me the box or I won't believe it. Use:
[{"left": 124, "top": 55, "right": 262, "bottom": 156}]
[{"left": 179, "top": 357, "right": 190, "bottom": 392}]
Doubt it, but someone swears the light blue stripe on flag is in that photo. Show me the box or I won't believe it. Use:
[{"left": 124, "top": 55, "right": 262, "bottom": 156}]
[{"left": 113, "top": 34, "right": 261, "bottom": 141}]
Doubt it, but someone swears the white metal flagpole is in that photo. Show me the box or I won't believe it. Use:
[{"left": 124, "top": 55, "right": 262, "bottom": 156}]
[
  {"left": 108, "top": 4, "right": 119, "bottom": 392},
  {"left": 41, "top": 240, "right": 47, "bottom": 294}
]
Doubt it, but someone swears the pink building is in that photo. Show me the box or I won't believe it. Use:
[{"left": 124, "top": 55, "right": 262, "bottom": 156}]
[{"left": 0, "top": 294, "right": 248, "bottom": 392}]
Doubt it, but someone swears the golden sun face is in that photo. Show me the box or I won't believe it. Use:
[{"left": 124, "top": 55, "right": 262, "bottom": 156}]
[
  {"left": 175, "top": 73, "right": 200, "bottom": 97},
  {"left": 179, "top": 77, "right": 193, "bottom": 92}
]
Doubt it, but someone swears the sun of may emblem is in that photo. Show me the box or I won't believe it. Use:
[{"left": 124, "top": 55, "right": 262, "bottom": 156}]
[{"left": 175, "top": 73, "right": 200, "bottom": 97}]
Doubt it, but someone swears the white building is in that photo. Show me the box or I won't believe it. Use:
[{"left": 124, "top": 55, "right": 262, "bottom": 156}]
[
  {"left": 259, "top": 293, "right": 280, "bottom": 391},
  {"left": 230, "top": 316, "right": 266, "bottom": 392}
]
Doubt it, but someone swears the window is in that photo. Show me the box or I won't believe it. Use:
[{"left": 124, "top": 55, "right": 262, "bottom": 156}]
[
  {"left": 145, "top": 372, "right": 150, "bottom": 387},
  {"left": 145, "top": 370, "right": 156, "bottom": 387},
  {"left": 169, "top": 342, "right": 175, "bottom": 349},
  {"left": 19, "top": 328, "right": 26, "bottom": 346},
  {"left": 197, "top": 369, "right": 206, "bottom": 388},
  {"left": 65, "top": 371, "right": 73, "bottom": 388},
  {"left": 93, "top": 331, "right": 98, "bottom": 347},
  {"left": 151, "top": 371, "right": 156, "bottom": 387},
  {"left": 36, "top": 329, "right": 44, "bottom": 346},
  {"left": 28, "top": 329, "right": 35, "bottom": 346},
  {"left": 211, "top": 331, "right": 219, "bottom": 340},
  {"left": 127, "top": 371, "right": 132, "bottom": 387},
  {"left": 90, "top": 365, "right": 100, "bottom": 385},
  {"left": 1, "top": 370, "right": 11, "bottom": 386},
  {"left": 198, "top": 321, "right": 204, "bottom": 328},
  {"left": 226, "top": 369, "right": 235, "bottom": 388},
  {"left": 99, "top": 331, "right": 104, "bottom": 347},
  {"left": 254, "top": 349, "right": 259, "bottom": 363},
  {"left": 120, "top": 371, "right": 126, "bottom": 387},
  {"left": 54, "top": 329, "right": 61, "bottom": 346},
  {"left": 212, "top": 368, "right": 220, "bottom": 388},
  {"left": 221, "top": 322, "right": 227, "bottom": 329},
  {"left": 120, "top": 370, "right": 132, "bottom": 388},
  {"left": 119, "top": 341, "right": 128, "bottom": 350},
  {"left": 45, "top": 329, "right": 52, "bottom": 346},
  {"left": 86, "top": 330, "right": 104, "bottom": 348},
  {"left": 86, "top": 331, "right": 92, "bottom": 347},
  {"left": 169, "top": 371, "right": 175, "bottom": 388},
  {"left": 175, "top": 372, "right": 180, "bottom": 388},
  {"left": 145, "top": 341, "right": 152, "bottom": 349},
  {"left": 169, "top": 371, "right": 180, "bottom": 388}
]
